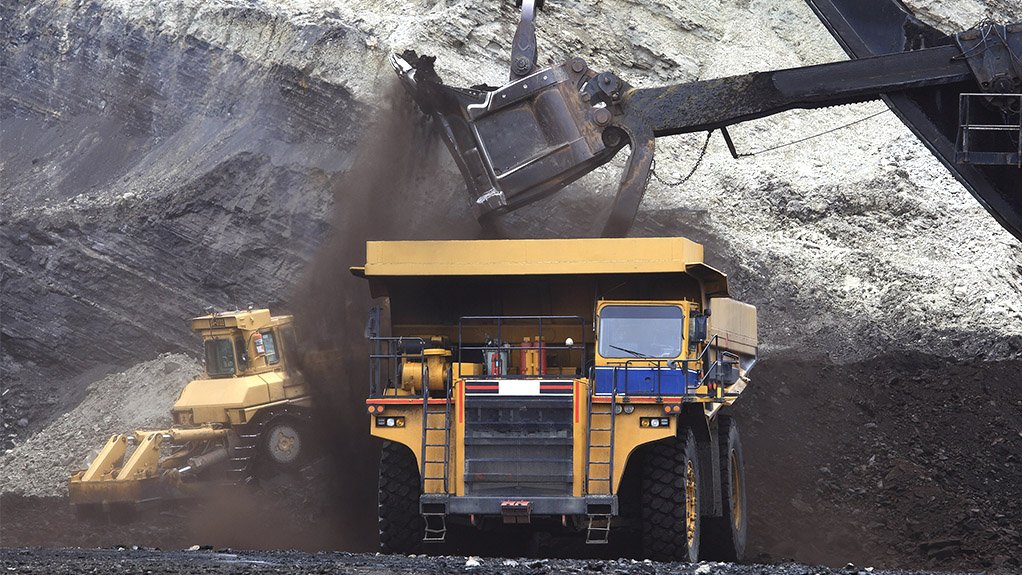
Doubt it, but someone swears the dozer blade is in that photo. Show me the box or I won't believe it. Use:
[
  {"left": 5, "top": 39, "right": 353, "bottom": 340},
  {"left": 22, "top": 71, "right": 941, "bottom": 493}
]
[{"left": 69, "top": 427, "right": 231, "bottom": 518}]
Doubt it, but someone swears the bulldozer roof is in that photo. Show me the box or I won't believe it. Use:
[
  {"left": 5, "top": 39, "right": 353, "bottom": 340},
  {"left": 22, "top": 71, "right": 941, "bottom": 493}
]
[
  {"left": 189, "top": 309, "right": 290, "bottom": 332},
  {"left": 350, "top": 237, "right": 728, "bottom": 295}
]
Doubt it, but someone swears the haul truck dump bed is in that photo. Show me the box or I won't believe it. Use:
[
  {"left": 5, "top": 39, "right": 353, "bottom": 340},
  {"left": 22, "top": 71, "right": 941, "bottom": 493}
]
[{"left": 352, "top": 237, "right": 757, "bottom": 561}]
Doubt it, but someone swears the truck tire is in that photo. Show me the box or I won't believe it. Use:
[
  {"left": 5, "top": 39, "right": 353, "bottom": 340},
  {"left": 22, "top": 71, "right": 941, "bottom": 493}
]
[
  {"left": 378, "top": 440, "right": 424, "bottom": 554},
  {"left": 701, "top": 415, "right": 747, "bottom": 561},
  {"left": 641, "top": 429, "right": 701, "bottom": 562}
]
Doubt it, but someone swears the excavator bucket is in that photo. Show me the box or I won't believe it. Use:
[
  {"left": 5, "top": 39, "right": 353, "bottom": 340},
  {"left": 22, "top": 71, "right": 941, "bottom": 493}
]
[
  {"left": 391, "top": 52, "right": 618, "bottom": 221},
  {"left": 393, "top": 1, "right": 1022, "bottom": 240}
]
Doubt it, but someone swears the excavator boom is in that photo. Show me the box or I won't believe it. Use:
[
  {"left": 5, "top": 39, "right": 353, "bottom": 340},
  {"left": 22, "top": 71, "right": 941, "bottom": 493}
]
[
  {"left": 393, "top": 0, "right": 1022, "bottom": 239},
  {"left": 806, "top": 0, "right": 1022, "bottom": 250}
]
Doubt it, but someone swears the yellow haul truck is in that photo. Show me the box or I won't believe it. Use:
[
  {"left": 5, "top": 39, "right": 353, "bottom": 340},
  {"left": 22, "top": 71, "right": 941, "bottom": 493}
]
[
  {"left": 353, "top": 237, "right": 757, "bottom": 561},
  {"left": 69, "top": 308, "right": 313, "bottom": 517}
]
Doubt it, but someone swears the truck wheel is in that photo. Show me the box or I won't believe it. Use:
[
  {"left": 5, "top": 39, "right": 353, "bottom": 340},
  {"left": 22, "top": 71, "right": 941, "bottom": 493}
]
[
  {"left": 262, "top": 416, "right": 305, "bottom": 469},
  {"left": 701, "top": 415, "right": 748, "bottom": 561},
  {"left": 379, "top": 440, "right": 424, "bottom": 554},
  {"left": 642, "top": 430, "right": 701, "bottom": 562}
]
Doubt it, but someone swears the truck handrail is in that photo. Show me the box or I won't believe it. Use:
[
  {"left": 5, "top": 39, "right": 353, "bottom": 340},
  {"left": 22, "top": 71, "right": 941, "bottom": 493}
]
[
  {"left": 368, "top": 336, "right": 428, "bottom": 398},
  {"left": 598, "top": 334, "right": 739, "bottom": 402}
]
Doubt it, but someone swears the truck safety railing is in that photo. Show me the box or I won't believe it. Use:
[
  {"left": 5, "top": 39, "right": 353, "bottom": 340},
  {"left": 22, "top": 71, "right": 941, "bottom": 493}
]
[
  {"left": 368, "top": 336, "right": 432, "bottom": 398},
  {"left": 456, "top": 315, "right": 587, "bottom": 379},
  {"left": 593, "top": 334, "right": 741, "bottom": 403}
]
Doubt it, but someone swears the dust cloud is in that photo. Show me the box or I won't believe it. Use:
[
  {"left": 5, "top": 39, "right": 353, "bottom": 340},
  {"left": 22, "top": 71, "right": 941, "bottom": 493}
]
[{"left": 289, "top": 78, "right": 482, "bottom": 550}]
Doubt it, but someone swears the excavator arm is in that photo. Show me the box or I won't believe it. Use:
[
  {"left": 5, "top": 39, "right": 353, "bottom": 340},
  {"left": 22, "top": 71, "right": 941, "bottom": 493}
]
[{"left": 393, "top": 0, "right": 1022, "bottom": 238}]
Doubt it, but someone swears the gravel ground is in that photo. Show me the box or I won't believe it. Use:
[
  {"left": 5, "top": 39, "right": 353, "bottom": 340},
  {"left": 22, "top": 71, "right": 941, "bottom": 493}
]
[
  {"left": 1, "top": 352, "right": 1018, "bottom": 572},
  {"left": 0, "top": 548, "right": 977, "bottom": 575}
]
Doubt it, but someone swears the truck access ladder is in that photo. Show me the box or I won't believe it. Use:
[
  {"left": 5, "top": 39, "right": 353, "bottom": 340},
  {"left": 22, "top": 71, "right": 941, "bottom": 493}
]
[
  {"left": 584, "top": 378, "right": 618, "bottom": 544},
  {"left": 420, "top": 382, "right": 452, "bottom": 543}
]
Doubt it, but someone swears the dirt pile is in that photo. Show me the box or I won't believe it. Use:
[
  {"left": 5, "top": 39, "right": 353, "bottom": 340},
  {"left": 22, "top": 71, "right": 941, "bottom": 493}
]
[
  {"left": 0, "top": 354, "right": 200, "bottom": 497},
  {"left": 737, "top": 353, "right": 1022, "bottom": 571}
]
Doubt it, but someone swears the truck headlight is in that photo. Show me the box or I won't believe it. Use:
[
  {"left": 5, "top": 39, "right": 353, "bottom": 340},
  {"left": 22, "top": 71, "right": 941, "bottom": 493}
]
[
  {"left": 376, "top": 416, "right": 405, "bottom": 428},
  {"left": 640, "top": 417, "right": 670, "bottom": 428}
]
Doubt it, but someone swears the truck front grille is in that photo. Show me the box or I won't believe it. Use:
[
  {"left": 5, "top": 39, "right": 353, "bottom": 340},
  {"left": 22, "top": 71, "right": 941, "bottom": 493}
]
[{"left": 463, "top": 397, "right": 573, "bottom": 497}]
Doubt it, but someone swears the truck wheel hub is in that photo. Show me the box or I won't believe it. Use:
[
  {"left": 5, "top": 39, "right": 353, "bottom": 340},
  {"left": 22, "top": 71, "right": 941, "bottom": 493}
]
[{"left": 267, "top": 423, "right": 301, "bottom": 464}]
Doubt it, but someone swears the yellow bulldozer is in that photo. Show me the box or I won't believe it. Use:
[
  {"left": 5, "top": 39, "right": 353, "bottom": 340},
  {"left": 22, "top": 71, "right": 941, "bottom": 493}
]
[{"left": 69, "top": 308, "right": 313, "bottom": 517}]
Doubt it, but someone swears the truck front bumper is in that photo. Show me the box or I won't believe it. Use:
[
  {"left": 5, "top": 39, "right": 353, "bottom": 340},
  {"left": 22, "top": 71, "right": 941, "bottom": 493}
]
[{"left": 422, "top": 494, "right": 617, "bottom": 516}]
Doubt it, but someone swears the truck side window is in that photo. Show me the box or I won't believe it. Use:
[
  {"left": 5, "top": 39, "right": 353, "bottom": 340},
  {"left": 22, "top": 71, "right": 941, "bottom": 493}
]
[{"left": 261, "top": 330, "right": 280, "bottom": 365}]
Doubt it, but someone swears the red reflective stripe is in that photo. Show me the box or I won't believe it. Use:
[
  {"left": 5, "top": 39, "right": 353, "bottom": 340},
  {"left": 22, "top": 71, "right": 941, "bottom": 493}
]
[
  {"left": 459, "top": 381, "right": 465, "bottom": 423},
  {"left": 573, "top": 381, "right": 580, "bottom": 423},
  {"left": 366, "top": 398, "right": 446, "bottom": 405},
  {"left": 540, "top": 385, "right": 573, "bottom": 390},
  {"left": 466, "top": 385, "right": 499, "bottom": 390}
]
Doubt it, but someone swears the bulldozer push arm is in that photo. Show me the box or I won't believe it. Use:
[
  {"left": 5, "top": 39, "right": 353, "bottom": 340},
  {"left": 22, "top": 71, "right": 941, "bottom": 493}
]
[{"left": 392, "top": 0, "right": 1022, "bottom": 238}]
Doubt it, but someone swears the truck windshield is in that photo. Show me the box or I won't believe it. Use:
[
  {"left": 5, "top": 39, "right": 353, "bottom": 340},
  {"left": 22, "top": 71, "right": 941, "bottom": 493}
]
[
  {"left": 598, "top": 305, "right": 684, "bottom": 359},
  {"left": 204, "top": 338, "right": 237, "bottom": 376}
]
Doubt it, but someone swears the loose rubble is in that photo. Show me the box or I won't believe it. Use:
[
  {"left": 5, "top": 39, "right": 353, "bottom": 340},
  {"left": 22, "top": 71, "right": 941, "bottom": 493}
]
[{"left": 0, "top": 354, "right": 200, "bottom": 497}]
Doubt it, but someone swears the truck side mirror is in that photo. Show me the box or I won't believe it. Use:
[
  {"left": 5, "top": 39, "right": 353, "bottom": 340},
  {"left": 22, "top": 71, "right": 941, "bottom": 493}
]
[
  {"left": 692, "top": 314, "right": 708, "bottom": 342},
  {"left": 365, "top": 305, "right": 381, "bottom": 339}
]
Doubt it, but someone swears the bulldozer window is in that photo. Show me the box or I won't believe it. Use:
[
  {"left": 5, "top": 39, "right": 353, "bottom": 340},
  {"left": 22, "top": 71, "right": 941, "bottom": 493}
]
[
  {"left": 235, "top": 336, "right": 249, "bottom": 369},
  {"left": 204, "top": 338, "right": 237, "bottom": 376},
  {"left": 598, "top": 305, "right": 684, "bottom": 359},
  {"left": 279, "top": 325, "right": 298, "bottom": 368},
  {"left": 260, "top": 330, "right": 279, "bottom": 365}
]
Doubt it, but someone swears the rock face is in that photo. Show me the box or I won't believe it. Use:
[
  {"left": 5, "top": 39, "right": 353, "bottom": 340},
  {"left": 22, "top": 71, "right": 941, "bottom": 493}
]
[
  {"left": 1, "top": 0, "right": 360, "bottom": 437},
  {"left": 3, "top": 1, "right": 1019, "bottom": 405}
]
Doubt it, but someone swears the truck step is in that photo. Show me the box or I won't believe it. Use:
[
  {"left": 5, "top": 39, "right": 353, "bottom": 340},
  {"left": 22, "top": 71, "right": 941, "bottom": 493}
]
[
  {"left": 422, "top": 514, "right": 447, "bottom": 543},
  {"left": 585, "top": 514, "right": 612, "bottom": 544}
]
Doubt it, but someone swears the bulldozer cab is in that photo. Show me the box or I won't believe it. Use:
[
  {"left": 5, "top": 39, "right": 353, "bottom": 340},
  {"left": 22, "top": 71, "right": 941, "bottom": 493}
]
[{"left": 191, "top": 309, "right": 296, "bottom": 378}]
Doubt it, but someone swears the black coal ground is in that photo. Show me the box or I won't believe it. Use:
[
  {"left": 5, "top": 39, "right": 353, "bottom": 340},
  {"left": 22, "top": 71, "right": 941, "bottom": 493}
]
[
  {"left": 0, "top": 548, "right": 973, "bottom": 575},
  {"left": 2, "top": 352, "right": 1019, "bottom": 574}
]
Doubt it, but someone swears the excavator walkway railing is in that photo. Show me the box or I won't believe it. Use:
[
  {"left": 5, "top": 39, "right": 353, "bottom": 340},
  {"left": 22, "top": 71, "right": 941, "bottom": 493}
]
[{"left": 957, "top": 93, "right": 1022, "bottom": 168}]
